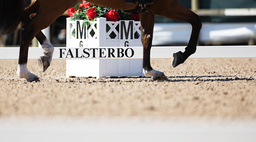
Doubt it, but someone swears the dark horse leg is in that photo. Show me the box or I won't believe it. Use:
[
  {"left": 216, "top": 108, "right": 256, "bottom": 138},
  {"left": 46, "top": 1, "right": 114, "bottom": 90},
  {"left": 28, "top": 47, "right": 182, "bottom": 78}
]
[
  {"left": 18, "top": 2, "right": 63, "bottom": 82},
  {"left": 17, "top": 0, "right": 56, "bottom": 82},
  {"left": 140, "top": 11, "right": 167, "bottom": 80},
  {"left": 139, "top": 0, "right": 201, "bottom": 80},
  {"left": 153, "top": 0, "right": 202, "bottom": 68},
  {"left": 22, "top": 0, "right": 54, "bottom": 72}
]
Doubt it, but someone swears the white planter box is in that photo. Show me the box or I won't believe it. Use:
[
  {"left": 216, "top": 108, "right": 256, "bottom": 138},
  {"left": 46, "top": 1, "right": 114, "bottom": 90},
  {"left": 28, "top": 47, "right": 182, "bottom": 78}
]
[{"left": 66, "top": 18, "right": 143, "bottom": 78}]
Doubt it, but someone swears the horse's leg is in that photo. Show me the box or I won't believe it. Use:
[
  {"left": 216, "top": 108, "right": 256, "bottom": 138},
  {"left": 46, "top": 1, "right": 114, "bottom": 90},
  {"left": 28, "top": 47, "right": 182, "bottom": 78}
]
[
  {"left": 18, "top": 20, "right": 40, "bottom": 82},
  {"left": 36, "top": 31, "right": 54, "bottom": 72},
  {"left": 18, "top": 5, "right": 62, "bottom": 82},
  {"left": 22, "top": 1, "right": 54, "bottom": 72},
  {"left": 154, "top": 1, "right": 202, "bottom": 67},
  {"left": 140, "top": 11, "right": 167, "bottom": 80}
]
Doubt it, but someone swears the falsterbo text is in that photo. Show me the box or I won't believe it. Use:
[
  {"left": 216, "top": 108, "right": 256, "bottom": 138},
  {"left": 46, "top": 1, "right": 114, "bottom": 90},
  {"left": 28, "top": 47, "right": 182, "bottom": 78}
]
[{"left": 59, "top": 48, "right": 135, "bottom": 59}]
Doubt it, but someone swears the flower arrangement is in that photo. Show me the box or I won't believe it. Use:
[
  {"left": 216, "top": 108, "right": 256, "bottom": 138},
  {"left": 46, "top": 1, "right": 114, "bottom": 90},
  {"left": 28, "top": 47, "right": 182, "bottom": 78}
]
[{"left": 68, "top": 0, "right": 140, "bottom": 23}]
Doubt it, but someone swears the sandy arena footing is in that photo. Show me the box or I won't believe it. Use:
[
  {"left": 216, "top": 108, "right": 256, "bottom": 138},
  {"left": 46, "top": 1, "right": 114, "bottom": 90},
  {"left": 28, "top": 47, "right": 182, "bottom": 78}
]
[
  {"left": 0, "top": 58, "right": 255, "bottom": 141},
  {"left": 0, "top": 58, "right": 255, "bottom": 117}
]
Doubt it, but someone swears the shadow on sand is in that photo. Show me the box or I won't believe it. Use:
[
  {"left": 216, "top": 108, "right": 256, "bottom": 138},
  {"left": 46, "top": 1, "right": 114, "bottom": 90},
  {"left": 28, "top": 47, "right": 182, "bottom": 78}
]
[
  {"left": 55, "top": 75, "right": 254, "bottom": 84},
  {"left": 165, "top": 75, "right": 254, "bottom": 83}
]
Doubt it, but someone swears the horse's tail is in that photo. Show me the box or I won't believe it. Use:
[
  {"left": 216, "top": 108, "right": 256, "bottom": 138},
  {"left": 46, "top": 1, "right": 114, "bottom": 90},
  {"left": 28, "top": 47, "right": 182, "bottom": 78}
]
[{"left": 0, "top": 0, "right": 25, "bottom": 35}]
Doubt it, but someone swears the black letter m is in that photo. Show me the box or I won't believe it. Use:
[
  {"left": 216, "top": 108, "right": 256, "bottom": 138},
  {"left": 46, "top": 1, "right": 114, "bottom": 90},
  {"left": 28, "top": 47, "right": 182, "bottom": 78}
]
[
  {"left": 76, "top": 21, "right": 86, "bottom": 39},
  {"left": 121, "top": 21, "right": 133, "bottom": 40}
]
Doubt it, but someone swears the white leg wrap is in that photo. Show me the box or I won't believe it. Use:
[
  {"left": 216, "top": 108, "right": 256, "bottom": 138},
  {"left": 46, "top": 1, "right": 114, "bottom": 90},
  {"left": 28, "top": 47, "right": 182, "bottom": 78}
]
[
  {"left": 143, "top": 69, "right": 167, "bottom": 80},
  {"left": 143, "top": 69, "right": 163, "bottom": 77},
  {"left": 17, "top": 64, "right": 28, "bottom": 78},
  {"left": 17, "top": 64, "right": 38, "bottom": 82},
  {"left": 41, "top": 39, "right": 54, "bottom": 63},
  {"left": 38, "top": 39, "right": 54, "bottom": 72}
]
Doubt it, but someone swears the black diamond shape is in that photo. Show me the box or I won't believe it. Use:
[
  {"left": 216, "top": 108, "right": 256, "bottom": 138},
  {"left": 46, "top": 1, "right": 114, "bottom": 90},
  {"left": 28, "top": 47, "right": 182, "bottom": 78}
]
[
  {"left": 109, "top": 31, "right": 117, "bottom": 39},
  {"left": 90, "top": 29, "right": 95, "bottom": 37}
]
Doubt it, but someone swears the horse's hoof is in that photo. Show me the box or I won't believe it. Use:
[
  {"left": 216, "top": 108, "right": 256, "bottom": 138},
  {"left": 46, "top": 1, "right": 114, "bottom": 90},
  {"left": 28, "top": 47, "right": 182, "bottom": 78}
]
[
  {"left": 26, "top": 75, "right": 40, "bottom": 82},
  {"left": 143, "top": 69, "right": 168, "bottom": 80},
  {"left": 17, "top": 64, "right": 40, "bottom": 82},
  {"left": 153, "top": 73, "right": 168, "bottom": 80},
  {"left": 172, "top": 51, "right": 185, "bottom": 68},
  {"left": 18, "top": 72, "right": 40, "bottom": 82},
  {"left": 38, "top": 56, "right": 50, "bottom": 72}
]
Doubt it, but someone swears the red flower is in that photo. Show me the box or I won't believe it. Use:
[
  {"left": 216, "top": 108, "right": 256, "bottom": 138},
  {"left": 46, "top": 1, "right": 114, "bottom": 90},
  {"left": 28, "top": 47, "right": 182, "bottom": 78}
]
[
  {"left": 79, "top": 0, "right": 91, "bottom": 9},
  {"left": 83, "top": 0, "right": 91, "bottom": 9},
  {"left": 105, "top": 10, "right": 119, "bottom": 22},
  {"left": 78, "top": 3, "right": 83, "bottom": 8},
  {"left": 86, "top": 8, "right": 97, "bottom": 20},
  {"left": 84, "top": 3, "right": 91, "bottom": 9},
  {"left": 130, "top": 14, "right": 140, "bottom": 21},
  {"left": 68, "top": 7, "right": 75, "bottom": 17}
]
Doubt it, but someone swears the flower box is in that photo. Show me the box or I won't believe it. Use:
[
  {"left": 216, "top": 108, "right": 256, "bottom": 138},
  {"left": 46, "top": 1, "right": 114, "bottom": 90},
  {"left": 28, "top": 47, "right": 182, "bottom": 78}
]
[{"left": 66, "top": 18, "right": 143, "bottom": 78}]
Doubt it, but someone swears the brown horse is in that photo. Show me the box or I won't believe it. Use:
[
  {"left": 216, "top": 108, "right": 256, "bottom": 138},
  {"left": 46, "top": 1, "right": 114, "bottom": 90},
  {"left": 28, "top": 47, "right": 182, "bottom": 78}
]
[{"left": 0, "top": 0, "right": 201, "bottom": 82}]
